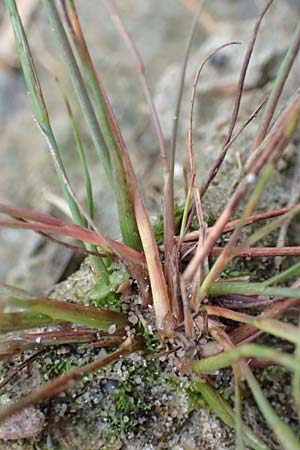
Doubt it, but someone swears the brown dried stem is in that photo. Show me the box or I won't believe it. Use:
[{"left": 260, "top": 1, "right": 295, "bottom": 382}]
[
  {"left": 200, "top": 0, "right": 274, "bottom": 197},
  {"left": 0, "top": 342, "right": 141, "bottom": 424},
  {"left": 183, "top": 92, "right": 300, "bottom": 283},
  {"left": 102, "top": 0, "right": 167, "bottom": 173}
]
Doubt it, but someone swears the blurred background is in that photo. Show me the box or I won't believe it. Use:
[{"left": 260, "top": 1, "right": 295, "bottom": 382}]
[{"left": 0, "top": 0, "right": 299, "bottom": 292}]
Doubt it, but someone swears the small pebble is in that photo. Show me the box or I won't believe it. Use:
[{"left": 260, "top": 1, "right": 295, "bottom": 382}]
[
  {"left": 108, "top": 324, "right": 117, "bottom": 334},
  {"left": 0, "top": 406, "right": 44, "bottom": 440}
]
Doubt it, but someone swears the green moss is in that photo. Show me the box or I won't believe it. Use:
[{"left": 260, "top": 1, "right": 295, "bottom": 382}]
[
  {"left": 89, "top": 292, "right": 121, "bottom": 310},
  {"left": 46, "top": 358, "right": 78, "bottom": 378},
  {"left": 153, "top": 203, "right": 186, "bottom": 244},
  {"left": 221, "top": 267, "right": 251, "bottom": 278},
  {"left": 153, "top": 202, "right": 219, "bottom": 244},
  {"left": 136, "top": 325, "right": 160, "bottom": 355},
  {"left": 88, "top": 263, "right": 129, "bottom": 310},
  {"left": 255, "top": 365, "right": 289, "bottom": 384},
  {"left": 108, "top": 359, "right": 161, "bottom": 435}
]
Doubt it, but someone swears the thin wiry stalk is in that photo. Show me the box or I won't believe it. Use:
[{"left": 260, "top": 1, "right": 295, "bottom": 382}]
[
  {"left": 179, "top": 99, "right": 268, "bottom": 242},
  {"left": 194, "top": 336, "right": 300, "bottom": 449},
  {"left": 193, "top": 380, "right": 270, "bottom": 450},
  {"left": 200, "top": 0, "right": 274, "bottom": 197},
  {"left": 275, "top": 148, "right": 300, "bottom": 271},
  {"left": 168, "top": 0, "right": 205, "bottom": 174},
  {"left": 179, "top": 275, "right": 194, "bottom": 340},
  {"left": 188, "top": 41, "right": 240, "bottom": 184},
  {"left": 180, "top": 205, "right": 300, "bottom": 257},
  {"left": 192, "top": 343, "right": 299, "bottom": 374},
  {"left": 198, "top": 95, "right": 268, "bottom": 198},
  {"left": 56, "top": 78, "right": 94, "bottom": 219},
  {"left": 0, "top": 351, "right": 46, "bottom": 389},
  {"left": 0, "top": 204, "right": 146, "bottom": 267},
  {"left": 7, "top": 219, "right": 113, "bottom": 258},
  {"left": 197, "top": 163, "right": 275, "bottom": 303},
  {"left": 53, "top": 79, "right": 113, "bottom": 274},
  {"left": 186, "top": 29, "right": 215, "bottom": 299},
  {"left": 208, "top": 326, "right": 245, "bottom": 450},
  {"left": 163, "top": 0, "right": 204, "bottom": 306},
  {"left": 205, "top": 305, "right": 300, "bottom": 344},
  {"left": 186, "top": 42, "right": 239, "bottom": 285},
  {"left": 292, "top": 319, "right": 300, "bottom": 418},
  {"left": 184, "top": 202, "right": 300, "bottom": 257},
  {"left": 234, "top": 375, "right": 245, "bottom": 450},
  {"left": 179, "top": 174, "right": 195, "bottom": 239},
  {"left": 211, "top": 246, "right": 300, "bottom": 258},
  {"left": 36, "top": 112, "right": 150, "bottom": 298},
  {"left": 42, "top": 0, "right": 111, "bottom": 178},
  {"left": 242, "top": 205, "right": 300, "bottom": 248},
  {"left": 4, "top": 0, "right": 109, "bottom": 282},
  {"left": 61, "top": 0, "right": 142, "bottom": 251},
  {"left": 0, "top": 203, "right": 64, "bottom": 226},
  {"left": 229, "top": 293, "right": 300, "bottom": 346},
  {"left": 35, "top": 119, "right": 113, "bottom": 281},
  {"left": 183, "top": 94, "right": 267, "bottom": 231},
  {"left": 218, "top": 204, "right": 298, "bottom": 235},
  {"left": 245, "top": 368, "right": 300, "bottom": 450},
  {"left": 209, "top": 282, "right": 300, "bottom": 303},
  {"left": 212, "top": 295, "right": 282, "bottom": 312},
  {"left": 23, "top": 231, "right": 113, "bottom": 259},
  {"left": 184, "top": 92, "right": 300, "bottom": 283},
  {"left": 261, "top": 261, "right": 300, "bottom": 287},
  {"left": 4, "top": 0, "right": 80, "bottom": 222},
  {"left": 224, "top": 0, "right": 274, "bottom": 144},
  {"left": 0, "top": 219, "right": 144, "bottom": 267},
  {"left": 102, "top": 0, "right": 167, "bottom": 173},
  {"left": 180, "top": 1, "right": 218, "bottom": 35},
  {"left": 252, "top": 21, "right": 300, "bottom": 149}
]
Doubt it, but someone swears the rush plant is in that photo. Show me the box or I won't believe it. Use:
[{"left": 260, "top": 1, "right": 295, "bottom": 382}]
[{"left": 1, "top": 0, "right": 300, "bottom": 448}]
